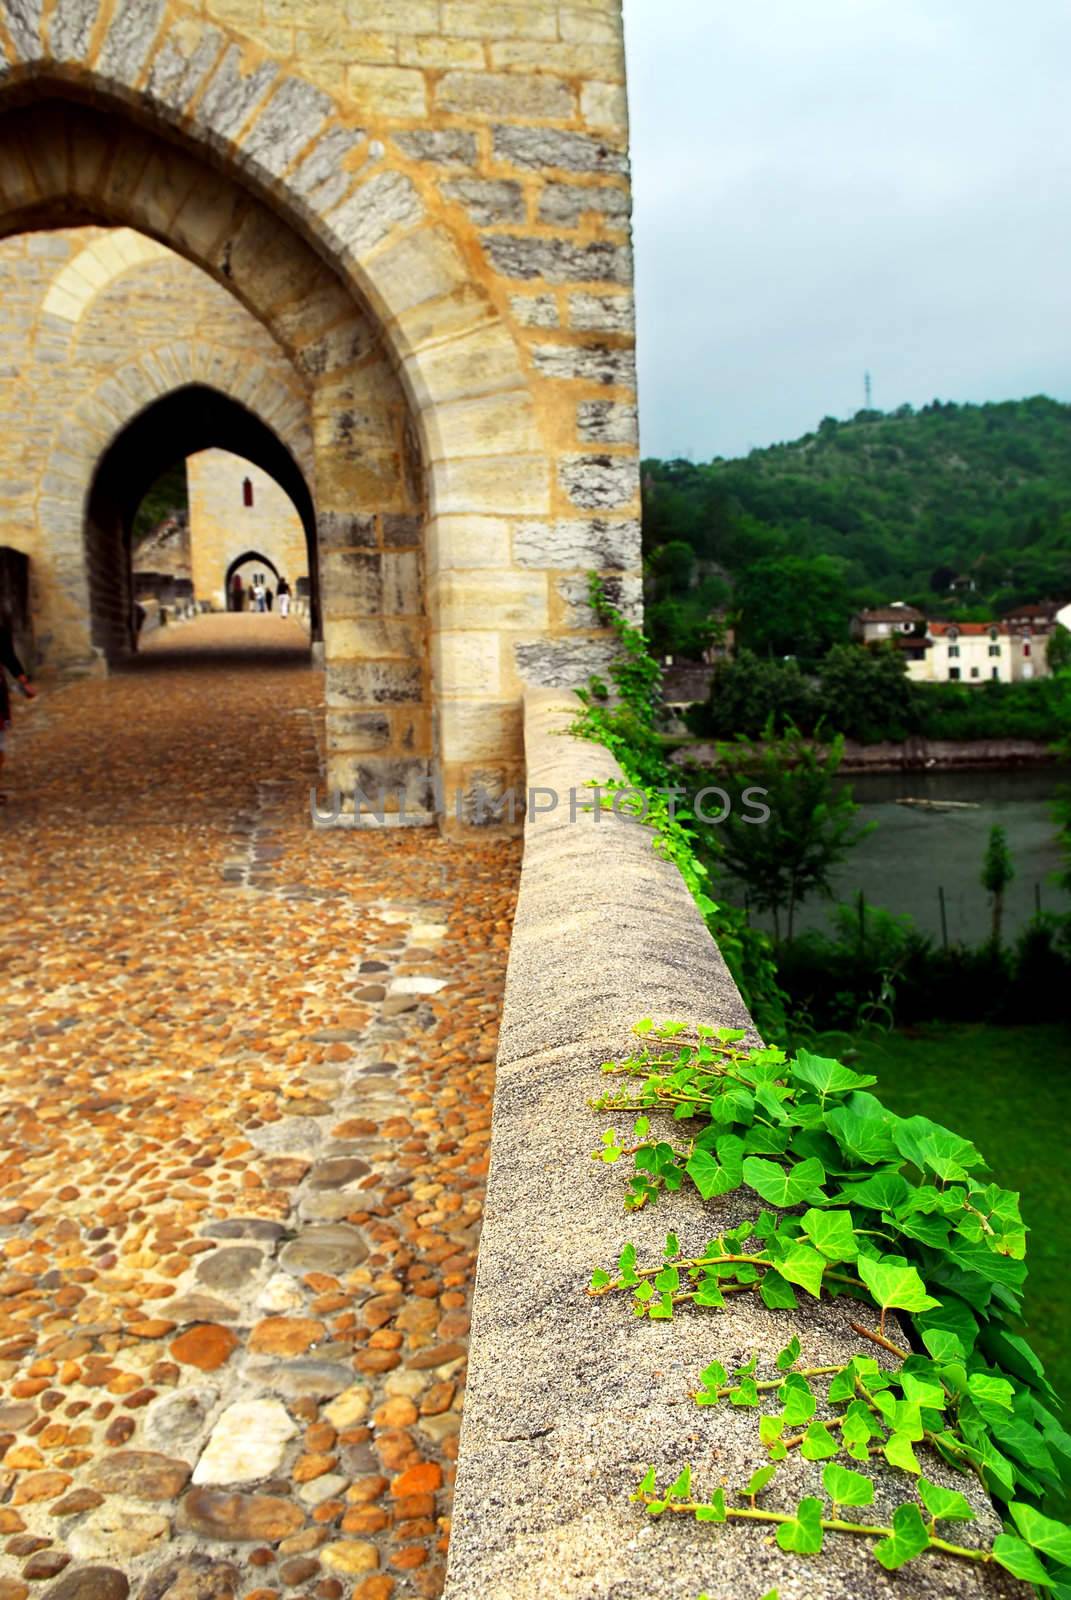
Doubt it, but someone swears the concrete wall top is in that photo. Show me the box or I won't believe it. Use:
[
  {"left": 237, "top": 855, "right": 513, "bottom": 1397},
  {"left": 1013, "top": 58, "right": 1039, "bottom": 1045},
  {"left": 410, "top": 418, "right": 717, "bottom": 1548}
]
[{"left": 445, "top": 688, "right": 1022, "bottom": 1600}]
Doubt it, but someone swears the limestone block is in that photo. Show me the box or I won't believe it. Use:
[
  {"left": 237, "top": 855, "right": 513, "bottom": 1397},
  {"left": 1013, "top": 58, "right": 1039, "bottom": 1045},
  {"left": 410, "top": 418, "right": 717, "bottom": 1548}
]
[
  {"left": 326, "top": 659, "right": 423, "bottom": 706},
  {"left": 326, "top": 169, "right": 424, "bottom": 263},
  {"left": 403, "top": 323, "right": 524, "bottom": 406},
  {"left": 197, "top": 44, "right": 279, "bottom": 148},
  {"left": 581, "top": 80, "right": 629, "bottom": 130},
  {"left": 436, "top": 72, "right": 574, "bottom": 121},
  {"left": 382, "top": 551, "right": 422, "bottom": 615},
  {"left": 428, "top": 390, "right": 540, "bottom": 462},
  {"left": 346, "top": 0, "right": 438, "bottom": 27},
  {"left": 394, "top": 282, "right": 498, "bottom": 353},
  {"left": 383, "top": 514, "right": 423, "bottom": 547},
  {"left": 48, "top": 0, "right": 102, "bottom": 63},
  {"left": 509, "top": 294, "right": 559, "bottom": 328},
  {"left": 362, "top": 225, "right": 470, "bottom": 320},
  {"left": 2, "top": 0, "right": 44, "bottom": 59},
  {"left": 427, "top": 515, "right": 513, "bottom": 572},
  {"left": 351, "top": 756, "right": 434, "bottom": 814},
  {"left": 323, "top": 617, "right": 421, "bottom": 660},
  {"left": 512, "top": 634, "right": 619, "bottom": 688},
  {"left": 441, "top": 178, "right": 525, "bottom": 226},
  {"left": 441, "top": 1, "right": 556, "bottom": 40},
  {"left": 431, "top": 570, "right": 548, "bottom": 632},
  {"left": 398, "top": 34, "right": 485, "bottom": 68},
  {"left": 147, "top": 22, "right": 225, "bottom": 116},
  {"left": 531, "top": 343, "right": 636, "bottom": 385},
  {"left": 537, "top": 182, "right": 630, "bottom": 227},
  {"left": 440, "top": 698, "right": 523, "bottom": 764},
  {"left": 556, "top": 569, "right": 642, "bottom": 627},
  {"left": 568, "top": 290, "right": 635, "bottom": 332},
  {"left": 240, "top": 76, "right": 333, "bottom": 180},
  {"left": 321, "top": 549, "right": 382, "bottom": 612},
  {"left": 577, "top": 400, "right": 638, "bottom": 444},
  {"left": 430, "top": 454, "right": 550, "bottom": 518},
  {"left": 489, "top": 40, "right": 622, "bottom": 76},
  {"left": 432, "top": 631, "right": 502, "bottom": 697},
  {"left": 346, "top": 64, "right": 427, "bottom": 119},
  {"left": 290, "top": 128, "right": 366, "bottom": 204},
  {"left": 97, "top": 0, "right": 166, "bottom": 84},
  {"left": 509, "top": 511, "right": 628, "bottom": 578},
  {"left": 324, "top": 709, "right": 392, "bottom": 753},
  {"left": 482, "top": 235, "right": 632, "bottom": 284},
  {"left": 492, "top": 126, "right": 628, "bottom": 175},
  {"left": 560, "top": 4, "right": 621, "bottom": 43},
  {"left": 393, "top": 129, "right": 478, "bottom": 167},
  {"left": 558, "top": 454, "right": 639, "bottom": 511}
]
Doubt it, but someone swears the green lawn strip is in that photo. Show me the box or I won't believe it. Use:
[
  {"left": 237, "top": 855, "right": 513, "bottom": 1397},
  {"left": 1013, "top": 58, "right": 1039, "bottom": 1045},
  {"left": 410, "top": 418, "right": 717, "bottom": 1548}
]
[{"left": 814, "top": 1022, "right": 1071, "bottom": 1408}]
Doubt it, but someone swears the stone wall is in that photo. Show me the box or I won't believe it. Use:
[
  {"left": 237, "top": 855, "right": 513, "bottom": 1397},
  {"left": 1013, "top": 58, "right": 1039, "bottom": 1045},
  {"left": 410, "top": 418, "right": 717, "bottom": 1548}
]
[
  {"left": 187, "top": 449, "right": 309, "bottom": 610},
  {"left": 0, "top": 0, "right": 641, "bottom": 821},
  {"left": 445, "top": 690, "right": 1020, "bottom": 1599}
]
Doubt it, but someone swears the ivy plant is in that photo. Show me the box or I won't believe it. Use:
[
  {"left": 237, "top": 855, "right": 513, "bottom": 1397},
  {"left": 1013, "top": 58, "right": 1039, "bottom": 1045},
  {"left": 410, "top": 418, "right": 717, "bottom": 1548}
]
[{"left": 588, "top": 1021, "right": 1071, "bottom": 1591}]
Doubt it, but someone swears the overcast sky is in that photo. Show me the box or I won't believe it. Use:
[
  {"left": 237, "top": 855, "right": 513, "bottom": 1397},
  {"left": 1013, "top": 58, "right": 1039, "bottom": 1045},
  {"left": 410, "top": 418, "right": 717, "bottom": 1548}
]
[{"left": 623, "top": 0, "right": 1071, "bottom": 460}]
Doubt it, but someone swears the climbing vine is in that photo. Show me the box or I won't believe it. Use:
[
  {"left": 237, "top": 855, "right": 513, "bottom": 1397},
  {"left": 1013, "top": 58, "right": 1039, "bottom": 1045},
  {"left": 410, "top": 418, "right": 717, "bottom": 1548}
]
[{"left": 587, "top": 1021, "right": 1071, "bottom": 1591}]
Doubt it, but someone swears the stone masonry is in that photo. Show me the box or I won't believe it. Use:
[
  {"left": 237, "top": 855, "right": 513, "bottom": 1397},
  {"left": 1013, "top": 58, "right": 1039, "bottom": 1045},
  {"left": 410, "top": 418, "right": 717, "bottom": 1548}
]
[
  {"left": 187, "top": 451, "right": 309, "bottom": 612},
  {"left": 0, "top": 0, "right": 641, "bottom": 824}
]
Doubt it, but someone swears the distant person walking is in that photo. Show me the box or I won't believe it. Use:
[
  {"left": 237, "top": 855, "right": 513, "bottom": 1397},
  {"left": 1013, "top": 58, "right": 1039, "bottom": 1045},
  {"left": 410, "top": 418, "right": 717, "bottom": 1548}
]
[
  {"left": 265, "top": 585, "right": 274, "bottom": 612},
  {"left": 277, "top": 577, "right": 291, "bottom": 618},
  {"left": 251, "top": 574, "right": 266, "bottom": 613},
  {"left": 0, "top": 622, "right": 36, "bottom": 801},
  {"left": 231, "top": 573, "right": 244, "bottom": 612}
]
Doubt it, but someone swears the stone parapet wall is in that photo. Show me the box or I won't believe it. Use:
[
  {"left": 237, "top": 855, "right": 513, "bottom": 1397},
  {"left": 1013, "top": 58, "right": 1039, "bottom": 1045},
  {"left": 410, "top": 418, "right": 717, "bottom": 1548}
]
[{"left": 445, "top": 688, "right": 1019, "bottom": 1598}]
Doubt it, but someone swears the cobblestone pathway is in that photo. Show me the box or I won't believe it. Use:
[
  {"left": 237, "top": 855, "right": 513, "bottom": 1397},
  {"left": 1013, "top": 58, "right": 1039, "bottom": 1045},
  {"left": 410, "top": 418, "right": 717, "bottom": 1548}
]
[{"left": 0, "top": 617, "right": 520, "bottom": 1600}]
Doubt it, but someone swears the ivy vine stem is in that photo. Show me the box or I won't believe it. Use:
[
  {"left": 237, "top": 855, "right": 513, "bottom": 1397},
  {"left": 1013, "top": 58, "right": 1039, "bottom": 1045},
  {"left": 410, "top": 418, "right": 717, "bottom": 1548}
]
[{"left": 632, "top": 1493, "right": 992, "bottom": 1564}]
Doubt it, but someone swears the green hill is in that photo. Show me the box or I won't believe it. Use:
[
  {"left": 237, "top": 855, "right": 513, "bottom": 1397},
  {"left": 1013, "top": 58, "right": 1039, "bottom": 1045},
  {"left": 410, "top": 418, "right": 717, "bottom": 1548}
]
[{"left": 642, "top": 396, "right": 1071, "bottom": 659}]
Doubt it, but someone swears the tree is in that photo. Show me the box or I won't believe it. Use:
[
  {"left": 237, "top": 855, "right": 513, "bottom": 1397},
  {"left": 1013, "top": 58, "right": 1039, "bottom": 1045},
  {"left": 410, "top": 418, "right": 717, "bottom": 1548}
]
[
  {"left": 693, "top": 650, "right": 816, "bottom": 739},
  {"left": 734, "top": 555, "right": 851, "bottom": 661},
  {"left": 817, "top": 643, "right": 919, "bottom": 742},
  {"left": 708, "top": 724, "right": 873, "bottom": 942},
  {"left": 1048, "top": 625, "right": 1071, "bottom": 676},
  {"left": 982, "top": 825, "right": 1015, "bottom": 947},
  {"left": 649, "top": 539, "right": 696, "bottom": 595}
]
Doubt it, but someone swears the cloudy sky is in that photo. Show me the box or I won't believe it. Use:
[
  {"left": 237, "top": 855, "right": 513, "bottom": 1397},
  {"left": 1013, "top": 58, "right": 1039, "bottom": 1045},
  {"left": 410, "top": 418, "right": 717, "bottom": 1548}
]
[{"left": 623, "top": 0, "right": 1071, "bottom": 460}]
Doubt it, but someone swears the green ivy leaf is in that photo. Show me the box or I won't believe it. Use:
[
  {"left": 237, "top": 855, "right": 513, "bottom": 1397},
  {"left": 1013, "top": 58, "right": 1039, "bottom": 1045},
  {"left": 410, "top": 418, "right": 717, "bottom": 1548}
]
[
  {"left": 730, "top": 1377, "right": 759, "bottom": 1407},
  {"left": 742, "top": 1155, "right": 827, "bottom": 1209},
  {"left": 872, "top": 1502, "right": 931, "bottom": 1570},
  {"left": 920, "top": 1327, "right": 965, "bottom": 1364},
  {"left": 883, "top": 1432, "right": 921, "bottom": 1474},
  {"left": 775, "top": 1335, "right": 802, "bottom": 1371},
  {"left": 917, "top": 1477, "right": 974, "bottom": 1523},
  {"left": 699, "top": 1359, "right": 728, "bottom": 1389},
  {"left": 695, "top": 1487, "right": 727, "bottom": 1523},
  {"left": 991, "top": 1533, "right": 1055, "bottom": 1586},
  {"left": 893, "top": 1114, "right": 985, "bottom": 1183},
  {"left": 968, "top": 1371, "right": 1015, "bottom": 1413},
  {"left": 791, "top": 1049, "right": 876, "bottom": 1098},
  {"left": 686, "top": 1135, "right": 745, "bottom": 1200},
  {"left": 826, "top": 1094, "right": 899, "bottom": 1165},
  {"left": 800, "top": 1422, "right": 840, "bottom": 1460},
  {"left": 759, "top": 1271, "right": 798, "bottom": 1310},
  {"left": 857, "top": 1255, "right": 941, "bottom": 1316},
  {"left": 1010, "top": 1504, "right": 1071, "bottom": 1567},
  {"left": 589, "top": 1268, "right": 611, "bottom": 1290},
  {"left": 774, "top": 1243, "right": 828, "bottom": 1300},
  {"left": 800, "top": 1207, "right": 858, "bottom": 1262},
  {"left": 774, "top": 1496, "right": 824, "bottom": 1554},
  {"left": 823, "top": 1462, "right": 874, "bottom": 1507},
  {"left": 779, "top": 1376, "right": 817, "bottom": 1428},
  {"left": 835, "top": 1171, "right": 910, "bottom": 1211},
  {"left": 667, "top": 1465, "right": 692, "bottom": 1500},
  {"left": 635, "top": 1466, "right": 657, "bottom": 1497},
  {"left": 743, "top": 1464, "right": 777, "bottom": 1498}
]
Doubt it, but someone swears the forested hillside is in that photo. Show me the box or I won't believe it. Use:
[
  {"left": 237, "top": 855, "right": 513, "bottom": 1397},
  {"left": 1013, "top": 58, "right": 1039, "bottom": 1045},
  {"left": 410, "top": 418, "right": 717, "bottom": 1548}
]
[{"left": 643, "top": 396, "right": 1071, "bottom": 659}]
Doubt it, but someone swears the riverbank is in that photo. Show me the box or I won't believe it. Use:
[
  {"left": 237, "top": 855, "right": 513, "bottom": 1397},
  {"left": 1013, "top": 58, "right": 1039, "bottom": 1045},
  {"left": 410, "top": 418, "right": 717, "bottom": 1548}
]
[{"left": 672, "top": 734, "right": 1059, "bottom": 772}]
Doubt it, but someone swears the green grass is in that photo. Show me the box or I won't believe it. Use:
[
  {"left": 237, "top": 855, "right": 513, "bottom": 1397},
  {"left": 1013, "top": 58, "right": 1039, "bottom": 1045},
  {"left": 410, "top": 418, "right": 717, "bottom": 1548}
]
[{"left": 812, "top": 1021, "right": 1071, "bottom": 1412}]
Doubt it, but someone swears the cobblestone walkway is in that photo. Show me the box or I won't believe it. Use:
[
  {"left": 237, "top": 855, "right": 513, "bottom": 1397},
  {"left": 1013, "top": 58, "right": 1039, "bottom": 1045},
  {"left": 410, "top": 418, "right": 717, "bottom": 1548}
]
[{"left": 0, "top": 617, "right": 520, "bottom": 1600}]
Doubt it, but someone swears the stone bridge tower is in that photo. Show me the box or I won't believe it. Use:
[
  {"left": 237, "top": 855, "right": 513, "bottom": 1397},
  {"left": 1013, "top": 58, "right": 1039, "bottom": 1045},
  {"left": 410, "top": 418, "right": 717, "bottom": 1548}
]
[{"left": 0, "top": 0, "right": 639, "bottom": 822}]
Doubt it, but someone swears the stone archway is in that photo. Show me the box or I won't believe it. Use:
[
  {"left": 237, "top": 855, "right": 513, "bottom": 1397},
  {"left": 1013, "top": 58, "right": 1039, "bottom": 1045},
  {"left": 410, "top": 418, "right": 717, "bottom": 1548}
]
[
  {"left": 0, "top": 4, "right": 642, "bottom": 817},
  {"left": 83, "top": 382, "right": 320, "bottom": 664}
]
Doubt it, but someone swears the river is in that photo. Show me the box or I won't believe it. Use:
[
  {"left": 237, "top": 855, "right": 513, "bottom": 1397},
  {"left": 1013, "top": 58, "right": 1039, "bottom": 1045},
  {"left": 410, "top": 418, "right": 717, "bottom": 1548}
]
[{"left": 712, "top": 765, "right": 1071, "bottom": 944}]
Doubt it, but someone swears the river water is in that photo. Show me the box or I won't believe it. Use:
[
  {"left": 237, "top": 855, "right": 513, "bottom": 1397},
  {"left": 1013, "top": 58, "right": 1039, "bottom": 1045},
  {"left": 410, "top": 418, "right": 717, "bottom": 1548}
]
[{"left": 715, "top": 765, "right": 1071, "bottom": 944}]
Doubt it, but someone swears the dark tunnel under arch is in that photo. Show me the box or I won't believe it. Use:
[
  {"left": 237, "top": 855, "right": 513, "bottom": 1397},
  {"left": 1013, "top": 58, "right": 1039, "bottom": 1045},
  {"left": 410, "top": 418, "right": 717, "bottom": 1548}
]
[{"left": 86, "top": 383, "right": 321, "bottom": 663}]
